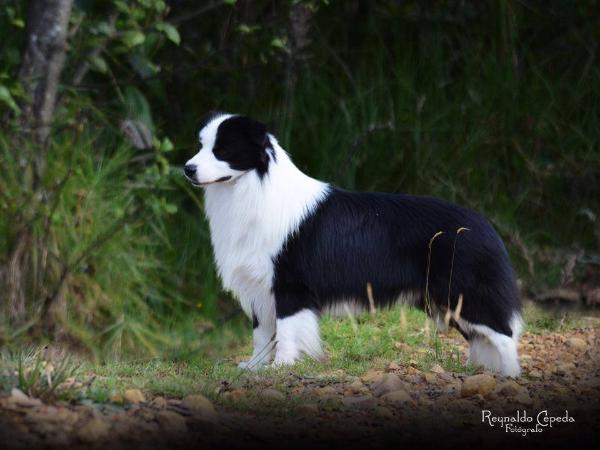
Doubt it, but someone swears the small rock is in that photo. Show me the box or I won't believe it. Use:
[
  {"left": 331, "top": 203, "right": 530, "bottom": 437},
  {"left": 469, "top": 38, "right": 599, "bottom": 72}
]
[
  {"left": 556, "top": 362, "right": 576, "bottom": 375},
  {"left": 316, "top": 386, "right": 337, "bottom": 398},
  {"left": 77, "top": 419, "right": 110, "bottom": 442},
  {"left": 430, "top": 364, "right": 445, "bottom": 374},
  {"left": 346, "top": 379, "right": 367, "bottom": 394},
  {"left": 342, "top": 395, "right": 377, "bottom": 409},
  {"left": 182, "top": 394, "right": 218, "bottom": 422},
  {"left": 419, "top": 398, "right": 434, "bottom": 407},
  {"left": 528, "top": 369, "right": 543, "bottom": 379},
  {"left": 260, "top": 389, "right": 285, "bottom": 402},
  {"left": 150, "top": 396, "right": 167, "bottom": 409},
  {"left": 229, "top": 389, "right": 245, "bottom": 401},
  {"left": 386, "top": 361, "right": 402, "bottom": 371},
  {"left": 375, "top": 406, "right": 394, "bottom": 418},
  {"left": 461, "top": 374, "right": 496, "bottom": 397},
  {"left": 424, "top": 373, "right": 437, "bottom": 384},
  {"left": 514, "top": 391, "right": 533, "bottom": 405},
  {"left": 444, "top": 382, "right": 462, "bottom": 394},
  {"left": 497, "top": 380, "right": 528, "bottom": 397},
  {"left": 136, "top": 409, "right": 156, "bottom": 422},
  {"left": 360, "top": 370, "right": 384, "bottom": 383},
  {"left": 438, "top": 372, "right": 455, "bottom": 382},
  {"left": 124, "top": 389, "right": 145, "bottom": 404},
  {"left": 8, "top": 388, "right": 42, "bottom": 408},
  {"left": 371, "top": 373, "right": 407, "bottom": 397},
  {"left": 155, "top": 411, "right": 187, "bottom": 432},
  {"left": 380, "top": 390, "right": 413, "bottom": 406},
  {"left": 566, "top": 337, "right": 587, "bottom": 351},
  {"left": 298, "top": 403, "right": 319, "bottom": 416}
]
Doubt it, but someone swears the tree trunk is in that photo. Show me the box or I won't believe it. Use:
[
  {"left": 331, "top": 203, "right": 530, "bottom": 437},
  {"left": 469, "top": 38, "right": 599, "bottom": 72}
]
[
  {"left": 18, "top": 0, "right": 73, "bottom": 146},
  {"left": 3, "top": 0, "right": 73, "bottom": 324}
]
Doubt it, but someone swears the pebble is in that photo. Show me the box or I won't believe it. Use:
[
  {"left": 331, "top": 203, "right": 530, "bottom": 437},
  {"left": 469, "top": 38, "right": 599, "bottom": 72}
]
[
  {"left": 566, "top": 337, "right": 587, "bottom": 351},
  {"left": 360, "top": 370, "right": 384, "bottom": 383},
  {"left": 497, "top": 380, "right": 528, "bottom": 397},
  {"left": 375, "top": 406, "right": 394, "bottom": 418},
  {"left": 182, "top": 394, "right": 218, "bottom": 422},
  {"left": 150, "top": 396, "right": 167, "bottom": 409},
  {"left": 346, "top": 379, "right": 367, "bottom": 394},
  {"left": 124, "top": 389, "right": 145, "bottom": 404},
  {"left": 430, "top": 364, "right": 445, "bottom": 374},
  {"left": 77, "top": 418, "right": 110, "bottom": 442},
  {"left": 424, "top": 373, "right": 436, "bottom": 384},
  {"left": 514, "top": 391, "right": 533, "bottom": 406},
  {"left": 297, "top": 403, "right": 319, "bottom": 416},
  {"left": 528, "top": 369, "right": 543, "bottom": 378},
  {"left": 342, "top": 395, "right": 377, "bottom": 409},
  {"left": 8, "top": 388, "right": 42, "bottom": 408},
  {"left": 461, "top": 374, "right": 496, "bottom": 397},
  {"left": 316, "top": 386, "right": 337, "bottom": 398},
  {"left": 155, "top": 411, "right": 187, "bottom": 432},
  {"left": 260, "top": 389, "right": 286, "bottom": 402},
  {"left": 371, "top": 373, "right": 407, "bottom": 397},
  {"left": 380, "top": 390, "right": 413, "bottom": 406},
  {"left": 556, "top": 362, "right": 576, "bottom": 375}
]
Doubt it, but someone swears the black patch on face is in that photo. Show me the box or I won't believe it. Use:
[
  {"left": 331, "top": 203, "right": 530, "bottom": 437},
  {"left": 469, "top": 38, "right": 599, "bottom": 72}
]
[
  {"left": 212, "top": 116, "right": 272, "bottom": 178},
  {"left": 252, "top": 311, "right": 259, "bottom": 329}
]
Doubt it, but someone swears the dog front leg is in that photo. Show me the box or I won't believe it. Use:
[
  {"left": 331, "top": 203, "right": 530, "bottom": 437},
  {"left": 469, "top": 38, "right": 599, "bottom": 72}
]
[{"left": 238, "top": 300, "right": 276, "bottom": 370}]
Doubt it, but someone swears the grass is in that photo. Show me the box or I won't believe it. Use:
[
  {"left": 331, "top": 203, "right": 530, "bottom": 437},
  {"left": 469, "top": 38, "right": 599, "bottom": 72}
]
[
  {"left": 522, "top": 301, "right": 599, "bottom": 334},
  {"left": 3, "top": 302, "right": 593, "bottom": 411}
]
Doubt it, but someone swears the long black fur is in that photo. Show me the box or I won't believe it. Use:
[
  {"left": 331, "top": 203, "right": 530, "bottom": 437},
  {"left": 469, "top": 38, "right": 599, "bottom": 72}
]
[{"left": 272, "top": 188, "right": 520, "bottom": 338}]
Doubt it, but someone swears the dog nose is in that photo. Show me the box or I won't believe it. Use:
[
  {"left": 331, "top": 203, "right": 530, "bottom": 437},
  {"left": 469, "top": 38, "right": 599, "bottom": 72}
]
[{"left": 184, "top": 164, "right": 196, "bottom": 178}]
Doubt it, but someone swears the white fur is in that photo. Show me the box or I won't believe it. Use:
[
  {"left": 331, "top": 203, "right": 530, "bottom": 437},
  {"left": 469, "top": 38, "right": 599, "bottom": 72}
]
[
  {"left": 273, "top": 309, "right": 324, "bottom": 365},
  {"left": 456, "top": 313, "right": 522, "bottom": 377},
  {"left": 189, "top": 120, "right": 329, "bottom": 368},
  {"left": 237, "top": 319, "right": 276, "bottom": 370}
]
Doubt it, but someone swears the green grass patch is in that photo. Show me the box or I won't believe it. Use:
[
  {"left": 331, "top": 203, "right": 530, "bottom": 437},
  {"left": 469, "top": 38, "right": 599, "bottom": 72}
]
[{"left": 3, "top": 303, "right": 598, "bottom": 414}]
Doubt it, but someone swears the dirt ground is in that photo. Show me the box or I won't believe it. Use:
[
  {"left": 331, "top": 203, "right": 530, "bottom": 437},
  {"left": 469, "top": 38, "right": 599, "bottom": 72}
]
[{"left": 1, "top": 327, "right": 599, "bottom": 450}]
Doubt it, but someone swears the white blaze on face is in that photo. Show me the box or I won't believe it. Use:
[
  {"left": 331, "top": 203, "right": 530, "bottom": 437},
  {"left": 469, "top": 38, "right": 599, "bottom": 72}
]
[{"left": 185, "top": 113, "right": 245, "bottom": 185}]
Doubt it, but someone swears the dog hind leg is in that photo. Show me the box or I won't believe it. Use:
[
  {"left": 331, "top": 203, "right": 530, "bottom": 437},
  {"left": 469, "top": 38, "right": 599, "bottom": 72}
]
[{"left": 273, "top": 309, "right": 323, "bottom": 366}]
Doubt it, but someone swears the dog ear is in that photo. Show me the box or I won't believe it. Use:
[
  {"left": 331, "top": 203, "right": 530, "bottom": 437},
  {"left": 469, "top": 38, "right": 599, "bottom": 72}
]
[
  {"left": 198, "top": 110, "right": 225, "bottom": 131},
  {"left": 238, "top": 116, "right": 269, "bottom": 149}
]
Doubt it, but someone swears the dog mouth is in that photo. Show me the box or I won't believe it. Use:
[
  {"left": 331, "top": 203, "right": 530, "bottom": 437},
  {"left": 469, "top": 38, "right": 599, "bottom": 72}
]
[{"left": 186, "top": 175, "right": 232, "bottom": 187}]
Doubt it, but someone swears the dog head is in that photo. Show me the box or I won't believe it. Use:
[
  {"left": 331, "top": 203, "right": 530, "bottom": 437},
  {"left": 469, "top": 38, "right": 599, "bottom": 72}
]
[{"left": 184, "top": 112, "right": 272, "bottom": 187}]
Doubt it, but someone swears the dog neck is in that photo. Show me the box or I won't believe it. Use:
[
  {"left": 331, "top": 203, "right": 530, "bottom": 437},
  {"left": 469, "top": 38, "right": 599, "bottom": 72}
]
[{"left": 202, "top": 136, "right": 329, "bottom": 291}]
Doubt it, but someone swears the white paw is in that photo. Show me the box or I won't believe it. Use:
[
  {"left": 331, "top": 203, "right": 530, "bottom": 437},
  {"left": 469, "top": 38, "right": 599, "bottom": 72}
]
[
  {"left": 237, "top": 360, "right": 251, "bottom": 370},
  {"left": 272, "top": 353, "right": 298, "bottom": 367},
  {"left": 237, "top": 357, "right": 268, "bottom": 371}
]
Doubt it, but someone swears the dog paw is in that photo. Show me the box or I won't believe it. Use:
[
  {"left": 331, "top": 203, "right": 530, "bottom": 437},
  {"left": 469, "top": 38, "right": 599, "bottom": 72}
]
[
  {"left": 237, "top": 359, "right": 267, "bottom": 371},
  {"left": 237, "top": 360, "right": 251, "bottom": 370}
]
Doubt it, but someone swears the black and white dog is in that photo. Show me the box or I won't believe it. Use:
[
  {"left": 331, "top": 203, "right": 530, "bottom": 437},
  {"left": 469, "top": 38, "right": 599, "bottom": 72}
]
[{"left": 184, "top": 113, "right": 522, "bottom": 377}]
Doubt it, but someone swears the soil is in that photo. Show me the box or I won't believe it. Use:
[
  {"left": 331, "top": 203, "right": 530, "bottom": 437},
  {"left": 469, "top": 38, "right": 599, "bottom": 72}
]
[{"left": 1, "top": 328, "right": 599, "bottom": 450}]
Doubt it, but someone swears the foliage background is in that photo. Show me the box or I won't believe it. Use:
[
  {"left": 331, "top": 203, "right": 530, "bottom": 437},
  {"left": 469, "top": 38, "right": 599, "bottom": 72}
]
[{"left": 0, "top": 0, "right": 598, "bottom": 360}]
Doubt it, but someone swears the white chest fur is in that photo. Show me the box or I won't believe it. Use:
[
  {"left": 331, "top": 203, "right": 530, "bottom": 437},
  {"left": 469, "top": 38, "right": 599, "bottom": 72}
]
[{"left": 203, "top": 140, "right": 329, "bottom": 317}]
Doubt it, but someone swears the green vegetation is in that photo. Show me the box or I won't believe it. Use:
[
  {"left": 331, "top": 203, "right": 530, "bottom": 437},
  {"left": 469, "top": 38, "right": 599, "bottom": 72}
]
[
  {"left": 0, "top": 1, "right": 598, "bottom": 360},
  {"left": 2, "top": 303, "right": 597, "bottom": 408}
]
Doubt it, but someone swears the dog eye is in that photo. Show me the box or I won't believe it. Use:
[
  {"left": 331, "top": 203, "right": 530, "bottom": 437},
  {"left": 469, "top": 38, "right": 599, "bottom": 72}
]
[{"left": 213, "top": 146, "right": 227, "bottom": 158}]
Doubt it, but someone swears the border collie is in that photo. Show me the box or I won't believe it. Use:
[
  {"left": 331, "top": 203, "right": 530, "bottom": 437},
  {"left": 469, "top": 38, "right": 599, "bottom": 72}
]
[{"left": 184, "top": 112, "right": 522, "bottom": 377}]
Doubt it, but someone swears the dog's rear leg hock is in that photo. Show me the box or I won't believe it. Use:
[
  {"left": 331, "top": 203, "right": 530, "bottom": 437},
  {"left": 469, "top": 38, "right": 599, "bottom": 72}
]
[{"left": 273, "top": 309, "right": 323, "bottom": 366}]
